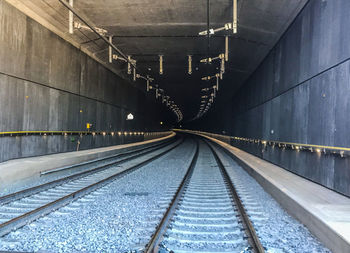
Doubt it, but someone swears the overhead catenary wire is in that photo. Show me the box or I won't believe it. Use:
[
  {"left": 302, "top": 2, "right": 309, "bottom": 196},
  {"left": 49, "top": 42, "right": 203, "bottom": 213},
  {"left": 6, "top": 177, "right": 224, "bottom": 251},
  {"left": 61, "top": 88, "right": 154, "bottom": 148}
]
[
  {"left": 59, "top": 0, "right": 183, "bottom": 122},
  {"left": 59, "top": 0, "right": 136, "bottom": 68}
]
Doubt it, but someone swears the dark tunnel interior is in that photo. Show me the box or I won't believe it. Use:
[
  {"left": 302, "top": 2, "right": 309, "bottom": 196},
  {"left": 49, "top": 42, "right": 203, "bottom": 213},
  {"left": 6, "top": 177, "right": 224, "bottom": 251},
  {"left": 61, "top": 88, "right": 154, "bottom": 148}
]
[
  {"left": 1, "top": 0, "right": 350, "bottom": 196},
  {"left": 1, "top": 1, "right": 350, "bottom": 252}
]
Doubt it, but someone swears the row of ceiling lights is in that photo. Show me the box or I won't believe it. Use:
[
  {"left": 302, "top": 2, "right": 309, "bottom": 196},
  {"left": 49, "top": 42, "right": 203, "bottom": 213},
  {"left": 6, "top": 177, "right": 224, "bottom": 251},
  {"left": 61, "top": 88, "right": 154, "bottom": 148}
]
[{"left": 60, "top": 0, "right": 183, "bottom": 123}]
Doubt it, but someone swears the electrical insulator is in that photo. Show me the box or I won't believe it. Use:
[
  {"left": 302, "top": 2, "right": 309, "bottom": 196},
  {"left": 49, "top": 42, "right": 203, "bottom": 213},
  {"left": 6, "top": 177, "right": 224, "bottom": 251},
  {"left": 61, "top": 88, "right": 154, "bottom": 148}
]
[
  {"left": 216, "top": 74, "right": 220, "bottom": 90},
  {"left": 133, "top": 60, "right": 137, "bottom": 81},
  {"left": 127, "top": 56, "right": 132, "bottom": 74},
  {"left": 146, "top": 79, "right": 150, "bottom": 92},
  {"left": 188, "top": 55, "right": 192, "bottom": 75},
  {"left": 109, "top": 36, "right": 113, "bottom": 63},
  {"left": 233, "top": 0, "right": 237, "bottom": 34},
  {"left": 159, "top": 55, "right": 163, "bottom": 75},
  {"left": 69, "top": 0, "right": 74, "bottom": 34},
  {"left": 221, "top": 57, "right": 225, "bottom": 74}
]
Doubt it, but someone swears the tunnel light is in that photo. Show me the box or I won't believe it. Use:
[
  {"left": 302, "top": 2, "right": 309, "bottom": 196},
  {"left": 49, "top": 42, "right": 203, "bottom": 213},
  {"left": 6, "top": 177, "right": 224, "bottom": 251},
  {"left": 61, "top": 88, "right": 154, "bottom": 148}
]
[
  {"left": 102, "top": 132, "right": 106, "bottom": 136},
  {"left": 188, "top": 55, "right": 192, "bottom": 74},
  {"left": 111, "top": 132, "right": 114, "bottom": 136},
  {"left": 124, "top": 132, "right": 128, "bottom": 136},
  {"left": 118, "top": 132, "right": 122, "bottom": 136},
  {"left": 159, "top": 55, "right": 163, "bottom": 75},
  {"left": 126, "top": 113, "right": 134, "bottom": 120}
]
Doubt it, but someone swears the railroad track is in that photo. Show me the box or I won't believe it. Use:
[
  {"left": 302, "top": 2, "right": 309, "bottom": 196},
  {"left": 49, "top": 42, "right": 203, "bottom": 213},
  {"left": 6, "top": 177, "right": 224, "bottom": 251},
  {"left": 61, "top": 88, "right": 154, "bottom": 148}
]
[
  {"left": 144, "top": 139, "right": 265, "bottom": 253},
  {"left": 0, "top": 137, "right": 182, "bottom": 237}
]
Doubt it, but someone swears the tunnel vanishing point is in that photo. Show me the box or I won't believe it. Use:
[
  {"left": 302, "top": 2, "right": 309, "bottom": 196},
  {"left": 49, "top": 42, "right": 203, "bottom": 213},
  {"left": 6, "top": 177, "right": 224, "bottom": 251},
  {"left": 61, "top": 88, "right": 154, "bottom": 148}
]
[{"left": 0, "top": 1, "right": 350, "bottom": 253}]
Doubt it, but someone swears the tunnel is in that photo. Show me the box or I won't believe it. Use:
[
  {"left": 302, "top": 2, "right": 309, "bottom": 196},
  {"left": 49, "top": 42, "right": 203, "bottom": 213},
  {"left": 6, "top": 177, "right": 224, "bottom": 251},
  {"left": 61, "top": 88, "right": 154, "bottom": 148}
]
[{"left": 0, "top": 0, "right": 349, "bottom": 252}]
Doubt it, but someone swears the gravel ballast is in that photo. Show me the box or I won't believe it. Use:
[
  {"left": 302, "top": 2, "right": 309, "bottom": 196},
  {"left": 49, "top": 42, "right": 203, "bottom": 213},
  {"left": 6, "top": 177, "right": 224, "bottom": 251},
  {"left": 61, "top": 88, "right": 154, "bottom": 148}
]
[{"left": 0, "top": 139, "right": 196, "bottom": 252}]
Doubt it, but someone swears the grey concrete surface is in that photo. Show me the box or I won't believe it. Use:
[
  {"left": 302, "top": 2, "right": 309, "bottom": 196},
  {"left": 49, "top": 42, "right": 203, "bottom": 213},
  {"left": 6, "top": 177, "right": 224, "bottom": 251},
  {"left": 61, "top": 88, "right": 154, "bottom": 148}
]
[
  {"left": 0, "top": 132, "right": 175, "bottom": 190},
  {"left": 187, "top": 0, "right": 350, "bottom": 197},
  {"left": 197, "top": 132, "right": 350, "bottom": 253},
  {"left": 4, "top": 0, "right": 308, "bottom": 120},
  {"left": 0, "top": 0, "right": 169, "bottom": 163}
]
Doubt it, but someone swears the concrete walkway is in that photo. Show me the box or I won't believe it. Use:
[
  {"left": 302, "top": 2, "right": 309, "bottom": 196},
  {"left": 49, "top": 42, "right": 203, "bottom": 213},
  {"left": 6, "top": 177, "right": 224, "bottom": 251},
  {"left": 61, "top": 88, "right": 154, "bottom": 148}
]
[
  {"left": 0, "top": 132, "right": 175, "bottom": 189},
  {"left": 199, "top": 133, "right": 350, "bottom": 253}
]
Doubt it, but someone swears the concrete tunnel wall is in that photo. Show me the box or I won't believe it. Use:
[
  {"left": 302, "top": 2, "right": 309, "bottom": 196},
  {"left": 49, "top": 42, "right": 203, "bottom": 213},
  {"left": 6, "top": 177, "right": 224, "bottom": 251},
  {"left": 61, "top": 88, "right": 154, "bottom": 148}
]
[
  {"left": 0, "top": 1, "right": 167, "bottom": 163},
  {"left": 187, "top": 0, "right": 350, "bottom": 197}
]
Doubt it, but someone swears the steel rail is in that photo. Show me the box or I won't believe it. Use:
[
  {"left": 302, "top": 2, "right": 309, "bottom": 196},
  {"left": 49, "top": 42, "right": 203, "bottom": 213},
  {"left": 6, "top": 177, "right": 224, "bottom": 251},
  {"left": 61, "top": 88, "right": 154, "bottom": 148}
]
[
  {"left": 41, "top": 138, "right": 174, "bottom": 175},
  {"left": 145, "top": 139, "right": 199, "bottom": 253},
  {"left": 145, "top": 137, "right": 265, "bottom": 252},
  {"left": 0, "top": 140, "right": 183, "bottom": 237},
  {"left": 0, "top": 138, "right": 177, "bottom": 206},
  {"left": 206, "top": 140, "right": 265, "bottom": 253}
]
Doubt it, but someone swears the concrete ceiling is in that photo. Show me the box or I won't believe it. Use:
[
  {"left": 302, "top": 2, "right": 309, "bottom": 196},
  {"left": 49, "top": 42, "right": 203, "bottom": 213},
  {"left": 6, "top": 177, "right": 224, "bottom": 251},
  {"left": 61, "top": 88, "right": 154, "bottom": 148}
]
[{"left": 7, "top": 0, "right": 308, "bottom": 122}]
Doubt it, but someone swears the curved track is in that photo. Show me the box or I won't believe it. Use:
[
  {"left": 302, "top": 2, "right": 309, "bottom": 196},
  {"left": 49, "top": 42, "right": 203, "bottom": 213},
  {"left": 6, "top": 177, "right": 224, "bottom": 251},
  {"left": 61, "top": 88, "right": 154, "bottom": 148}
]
[{"left": 0, "top": 138, "right": 181, "bottom": 237}]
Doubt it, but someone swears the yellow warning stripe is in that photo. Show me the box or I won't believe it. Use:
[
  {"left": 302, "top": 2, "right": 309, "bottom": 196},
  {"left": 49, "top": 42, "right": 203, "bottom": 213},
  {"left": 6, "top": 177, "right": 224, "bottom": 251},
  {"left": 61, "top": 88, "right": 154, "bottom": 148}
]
[
  {"left": 174, "top": 129, "right": 350, "bottom": 152},
  {"left": 0, "top": 131, "right": 89, "bottom": 135}
]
